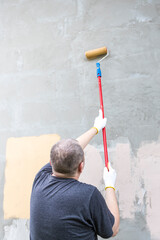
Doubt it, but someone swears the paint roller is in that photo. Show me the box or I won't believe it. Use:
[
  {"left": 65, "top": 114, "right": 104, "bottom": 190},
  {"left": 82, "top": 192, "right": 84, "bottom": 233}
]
[
  {"left": 85, "top": 46, "right": 107, "bottom": 60},
  {"left": 85, "top": 46, "right": 109, "bottom": 171}
]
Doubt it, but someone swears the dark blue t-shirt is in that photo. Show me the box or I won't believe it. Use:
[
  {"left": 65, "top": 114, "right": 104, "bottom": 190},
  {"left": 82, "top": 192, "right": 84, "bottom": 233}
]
[{"left": 30, "top": 163, "right": 114, "bottom": 240}]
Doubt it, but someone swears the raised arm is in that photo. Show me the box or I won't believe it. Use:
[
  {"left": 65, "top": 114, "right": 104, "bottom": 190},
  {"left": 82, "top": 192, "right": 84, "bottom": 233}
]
[{"left": 76, "top": 109, "right": 107, "bottom": 149}]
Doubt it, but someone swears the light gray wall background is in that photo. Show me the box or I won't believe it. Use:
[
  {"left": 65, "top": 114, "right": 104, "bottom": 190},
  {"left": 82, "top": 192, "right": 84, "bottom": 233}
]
[{"left": 0, "top": 0, "right": 160, "bottom": 239}]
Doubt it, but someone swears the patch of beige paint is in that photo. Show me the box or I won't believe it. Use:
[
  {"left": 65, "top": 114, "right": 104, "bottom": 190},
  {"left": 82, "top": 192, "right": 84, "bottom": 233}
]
[
  {"left": 137, "top": 139, "right": 160, "bottom": 240},
  {"left": 109, "top": 140, "right": 137, "bottom": 219},
  {"left": 109, "top": 137, "right": 160, "bottom": 239},
  {"left": 80, "top": 144, "right": 104, "bottom": 190},
  {"left": 4, "top": 134, "right": 60, "bottom": 219}
]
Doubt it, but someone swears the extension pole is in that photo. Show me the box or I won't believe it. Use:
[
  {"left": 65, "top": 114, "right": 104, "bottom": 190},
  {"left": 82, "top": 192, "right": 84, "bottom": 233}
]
[{"left": 97, "top": 63, "right": 109, "bottom": 171}]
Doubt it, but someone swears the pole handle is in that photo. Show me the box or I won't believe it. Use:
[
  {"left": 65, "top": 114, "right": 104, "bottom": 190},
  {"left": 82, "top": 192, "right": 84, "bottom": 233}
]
[{"left": 97, "top": 70, "right": 109, "bottom": 171}]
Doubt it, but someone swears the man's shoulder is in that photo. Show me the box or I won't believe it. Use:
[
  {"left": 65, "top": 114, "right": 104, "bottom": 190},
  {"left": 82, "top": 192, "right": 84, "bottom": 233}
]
[
  {"left": 77, "top": 181, "right": 97, "bottom": 196},
  {"left": 78, "top": 182, "right": 105, "bottom": 204},
  {"left": 33, "top": 163, "right": 52, "bottom": 184}
]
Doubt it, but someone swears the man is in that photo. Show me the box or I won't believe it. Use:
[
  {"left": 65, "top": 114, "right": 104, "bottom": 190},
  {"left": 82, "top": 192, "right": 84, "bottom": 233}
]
[{"left": 30, "top": 110, "right": 120, "bottom": 239}]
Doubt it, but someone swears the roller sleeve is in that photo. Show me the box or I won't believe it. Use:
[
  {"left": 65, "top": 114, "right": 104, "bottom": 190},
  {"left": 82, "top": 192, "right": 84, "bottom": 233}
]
[{"left": 85, "top": 46, "right": 107, "bottom": 59}]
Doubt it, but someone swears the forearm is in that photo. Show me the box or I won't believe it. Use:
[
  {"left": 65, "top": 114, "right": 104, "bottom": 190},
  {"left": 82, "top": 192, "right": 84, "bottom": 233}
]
[
  {"left": 76, "top": 128, "right": 97, "bottom": 150},
  {"left": 105, "top": 188, "right": 120, "bottom": 236}
]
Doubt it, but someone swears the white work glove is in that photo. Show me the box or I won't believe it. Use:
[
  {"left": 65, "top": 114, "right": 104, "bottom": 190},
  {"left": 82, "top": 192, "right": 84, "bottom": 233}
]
[
  {"left": 103, "top": 162, "right": 117, "bottom": 190},
  {"left": 93, "top": 109, "right": 107, "bottom": 133}
]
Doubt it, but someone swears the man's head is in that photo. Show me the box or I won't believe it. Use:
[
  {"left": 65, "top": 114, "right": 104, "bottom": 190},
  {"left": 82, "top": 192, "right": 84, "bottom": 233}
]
[{"left": 50, "top": 139, "right": 84, "bottom": 178}]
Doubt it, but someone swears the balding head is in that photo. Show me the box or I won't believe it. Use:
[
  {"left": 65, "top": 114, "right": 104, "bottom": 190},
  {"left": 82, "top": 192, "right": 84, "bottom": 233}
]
[{"left": 50, "top": 139, "right": 84, "bottom": 176}]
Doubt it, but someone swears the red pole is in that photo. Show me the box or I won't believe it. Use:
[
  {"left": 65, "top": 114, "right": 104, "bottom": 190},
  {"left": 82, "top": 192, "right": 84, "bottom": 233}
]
[{"left": 98, "top": 76, "right": 109, "bottom": 171}]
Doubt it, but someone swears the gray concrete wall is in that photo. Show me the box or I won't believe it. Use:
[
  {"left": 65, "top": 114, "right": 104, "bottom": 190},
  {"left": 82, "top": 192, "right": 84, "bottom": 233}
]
[{"left": 0, "top": 0, "right": 160, "bottom": 239}]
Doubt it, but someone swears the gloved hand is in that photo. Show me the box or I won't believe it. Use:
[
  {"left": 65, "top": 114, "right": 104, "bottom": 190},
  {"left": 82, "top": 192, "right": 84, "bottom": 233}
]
[
  {"left": 93, "top": 109, "right": 107, "bottom": 133},
  {"left": 103, "top": 162, "right": 117, "bottom": 190}
]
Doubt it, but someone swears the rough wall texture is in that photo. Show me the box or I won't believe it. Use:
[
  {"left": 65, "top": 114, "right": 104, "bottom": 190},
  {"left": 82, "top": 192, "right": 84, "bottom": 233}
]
[{"left": 0, "top": 0, "right": 160, "bottom": 239}]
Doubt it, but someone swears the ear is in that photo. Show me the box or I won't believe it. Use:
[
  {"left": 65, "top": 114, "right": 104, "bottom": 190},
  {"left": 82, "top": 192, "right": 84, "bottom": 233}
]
[{"left": 79, "top": 161, "right": 84, "bottom": 173}]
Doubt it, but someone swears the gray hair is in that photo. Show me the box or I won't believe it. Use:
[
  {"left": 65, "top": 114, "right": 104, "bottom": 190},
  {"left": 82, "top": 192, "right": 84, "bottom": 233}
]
[{"left": 50, "top": 139, "right": 84, "bottom": 176}]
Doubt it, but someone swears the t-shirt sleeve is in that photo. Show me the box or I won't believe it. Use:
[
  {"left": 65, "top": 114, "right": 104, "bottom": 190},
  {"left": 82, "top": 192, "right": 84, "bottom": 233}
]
[
  {"left": 34, "top": 162, "right": 52, "bottom": 180},
  {"left": 89, "top": 188, "right": 115, "bottom": 238},
  {"left": 39, "top": 162, "right": 52, "bottom": 173}
]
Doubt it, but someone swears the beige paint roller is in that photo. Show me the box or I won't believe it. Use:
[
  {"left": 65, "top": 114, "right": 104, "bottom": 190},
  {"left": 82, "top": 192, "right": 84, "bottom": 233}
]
[{"left": 85, "top": 46, "right": 107, "bottom": 60}]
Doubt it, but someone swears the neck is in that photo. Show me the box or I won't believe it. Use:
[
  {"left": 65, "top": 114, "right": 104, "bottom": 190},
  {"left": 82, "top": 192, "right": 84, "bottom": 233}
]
[{"left": 52, "top": 171, "right": 80, "bottom": 180}]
